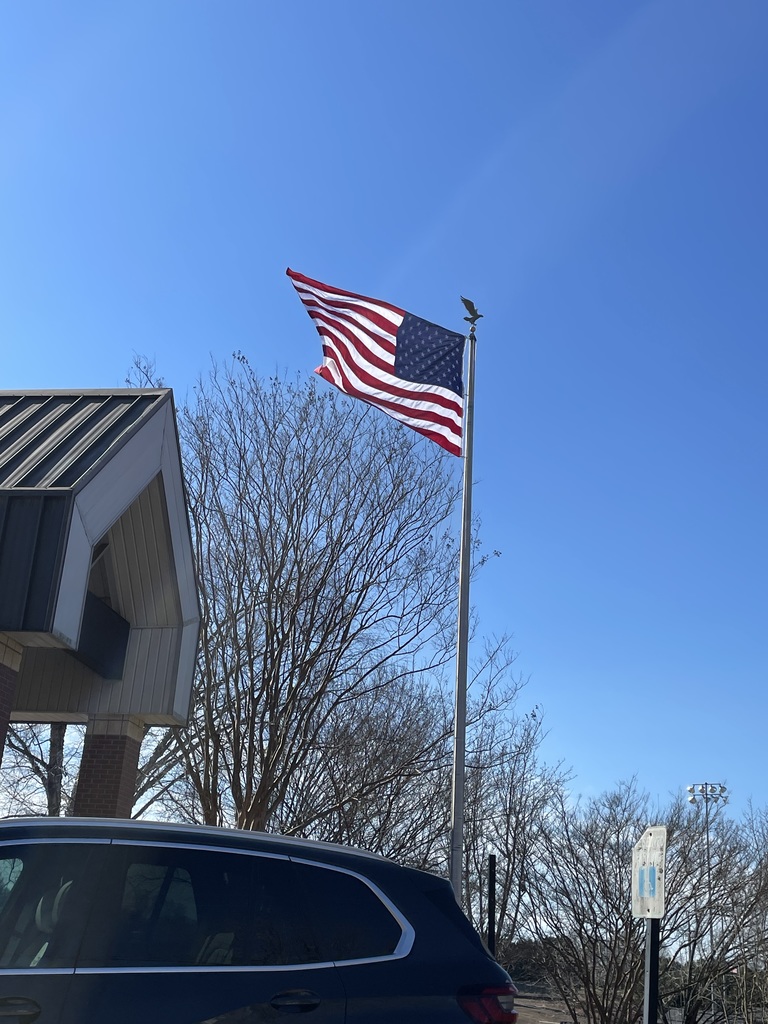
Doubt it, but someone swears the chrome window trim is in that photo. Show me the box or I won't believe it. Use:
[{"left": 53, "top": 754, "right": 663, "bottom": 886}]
[
  {"left": 75, "top": 947, "right": 408, "bottom": 974},
  {"left": 0, "top": 968, "right": 74, "bottom": 976},
  {"left": 76, "top": 961, "right": 337, "bottom": 975},
  {"left": 0, "top": 838, "right": 111, "bottom": 848},
  {"left": 110, "top": 839, "right": 289, "bottom": 861}
]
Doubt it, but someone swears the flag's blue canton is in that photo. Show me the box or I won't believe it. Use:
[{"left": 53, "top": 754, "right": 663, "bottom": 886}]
[{"left": 394, "top": 313, "right": 465, "bottom": 398}]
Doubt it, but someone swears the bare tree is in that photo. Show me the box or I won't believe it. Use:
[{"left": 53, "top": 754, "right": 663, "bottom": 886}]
[
  {"left": 523, "top": 779, "right": 651, "bottom": 1024},
  {"left": 138, "top": 357, "right": 521, "bottom": 838},
  {"left": 728, "top": 805, "right": 768, "bottom": 1024},
  {"left": 508, "top": 781, "right": 768, "bottom": 1024},
  {"left": 273, "top": 637, "right": 540, "bottom": 872},
  {"left": 463, "top": 703, "right": 571, "bottom": 944},
  {"left": 1, "top": 724, "right": 83, "bottom": 816},
  {"left": 660, "top": 797, "right": 768, "bottom": 1024},
  {"left": 274, "top": 667, "right": 453, "bottom": 863}
]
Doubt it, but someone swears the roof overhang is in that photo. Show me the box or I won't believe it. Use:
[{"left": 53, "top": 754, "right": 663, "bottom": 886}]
[{"left": 0, "top": 390, "right": 199, "bottom": 725}]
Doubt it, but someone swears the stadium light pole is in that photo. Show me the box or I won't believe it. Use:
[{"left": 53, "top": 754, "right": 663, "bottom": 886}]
[{"left": 687, "top": 782, "right": 728, "bottom": 1023}]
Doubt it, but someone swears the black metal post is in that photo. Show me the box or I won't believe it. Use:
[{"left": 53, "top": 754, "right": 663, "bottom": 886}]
[
  {"left": 643, "top": 917, "right": 660, "bottom": 1024},
  {"left": 488, "top": 853, "right": 497, "bottom": 957}
]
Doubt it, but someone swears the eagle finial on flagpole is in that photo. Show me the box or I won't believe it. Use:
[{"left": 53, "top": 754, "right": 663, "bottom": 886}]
[{"left": 460, "top": 296, "right": 483, "bottom": 327}]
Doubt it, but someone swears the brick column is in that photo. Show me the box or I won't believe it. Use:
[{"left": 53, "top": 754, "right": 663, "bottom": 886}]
[
  {"left": 73, "top": 715, "right": 144, "bottom": 819},
  {"left": 0, "top": 636, "right": 22, "bottom": 767}
]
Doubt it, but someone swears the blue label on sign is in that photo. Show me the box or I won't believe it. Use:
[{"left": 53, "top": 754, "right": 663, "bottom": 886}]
[{"left": 639, "top": 865, "right": 657, "bottom": 898}]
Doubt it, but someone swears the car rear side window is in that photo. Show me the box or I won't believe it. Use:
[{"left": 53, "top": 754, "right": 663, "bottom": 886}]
[
  {"left": 292, "top": 860, "right": 403, "bottom": 961},
  {"left": 79, "top": 845, "right": 322, "bottom": 968}
]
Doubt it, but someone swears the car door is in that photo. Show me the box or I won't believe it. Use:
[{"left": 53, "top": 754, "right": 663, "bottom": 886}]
[
  {"left": 64, "top": 841, "right": 346, "bottom": 1024},
  {"left": 0, "top": 840, "right": 105, "bottom": 1024}
]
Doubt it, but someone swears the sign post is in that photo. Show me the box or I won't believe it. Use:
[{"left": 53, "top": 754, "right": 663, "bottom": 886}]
[{"left": 632, "top": 826, "right": 667, "bottom": 1024}]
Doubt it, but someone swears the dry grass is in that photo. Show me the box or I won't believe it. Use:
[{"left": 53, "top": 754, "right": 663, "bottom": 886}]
[{"left": 515, "top": 994, "right": 572, "bottom": 1024}]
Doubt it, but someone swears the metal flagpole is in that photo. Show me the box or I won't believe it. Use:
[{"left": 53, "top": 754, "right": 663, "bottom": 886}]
[{"left": 449, "top": 306, "right": 479, "bottom": 901}]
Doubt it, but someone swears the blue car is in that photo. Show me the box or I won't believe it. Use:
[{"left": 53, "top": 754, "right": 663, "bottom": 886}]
[{"left": 0, "top": 817, "right": 518, "bottom": 1023}]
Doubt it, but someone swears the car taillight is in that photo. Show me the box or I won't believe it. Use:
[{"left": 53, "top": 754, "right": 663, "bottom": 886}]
[{"left": 457, "top": 983, "right": 519, "bottom": 1023}]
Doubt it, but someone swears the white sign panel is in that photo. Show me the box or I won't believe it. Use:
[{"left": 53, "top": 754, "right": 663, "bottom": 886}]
[{"left": 632, "top": 825, "right": 667, "bottom": 919}]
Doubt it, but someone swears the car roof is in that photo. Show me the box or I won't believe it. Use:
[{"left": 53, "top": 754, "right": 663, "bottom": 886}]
[{"left": 0, "top": 816, "right": 423, "bottom": 877}]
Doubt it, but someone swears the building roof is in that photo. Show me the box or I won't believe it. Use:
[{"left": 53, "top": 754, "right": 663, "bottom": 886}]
[
  {"left": 0, "top": 390, "right": 166, "bottom": 491},
  {"left": 0, "top": 389, "right": 199, "bottom": 726}
]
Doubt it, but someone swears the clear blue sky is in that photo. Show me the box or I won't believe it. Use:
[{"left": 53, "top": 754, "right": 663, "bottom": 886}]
[{"left": 3, "top": 1, "right": 767, "bottom": 817}]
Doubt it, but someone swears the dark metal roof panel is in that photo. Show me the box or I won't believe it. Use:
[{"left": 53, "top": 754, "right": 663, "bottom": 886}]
[
  {"left": 0, "top": 390, "right": 168, "bottom": 491},
  {"left": 0, "top": 492, "right": 72, "bottom": 631}
]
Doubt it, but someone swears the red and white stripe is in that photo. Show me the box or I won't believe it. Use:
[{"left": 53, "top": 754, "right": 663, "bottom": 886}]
[{"left": 287, "top": 268, "right": 464, "bottom": 457}]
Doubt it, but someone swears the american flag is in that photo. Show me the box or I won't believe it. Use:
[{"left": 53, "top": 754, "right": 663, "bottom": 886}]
[{"left": 287, "top": 268, "right": 466, "bottom": 457}]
